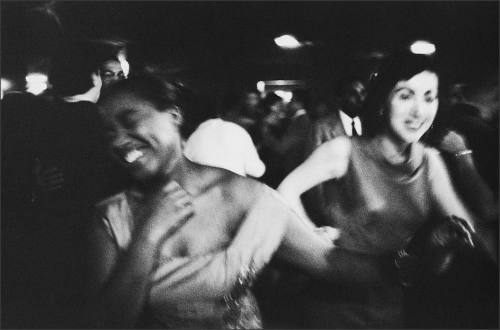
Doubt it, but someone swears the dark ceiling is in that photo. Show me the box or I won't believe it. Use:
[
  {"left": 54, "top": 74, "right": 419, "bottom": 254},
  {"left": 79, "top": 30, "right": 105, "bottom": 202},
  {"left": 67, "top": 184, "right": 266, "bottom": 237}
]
[{"left": 2, "top": 1, "right": 499, "bottom": 96}]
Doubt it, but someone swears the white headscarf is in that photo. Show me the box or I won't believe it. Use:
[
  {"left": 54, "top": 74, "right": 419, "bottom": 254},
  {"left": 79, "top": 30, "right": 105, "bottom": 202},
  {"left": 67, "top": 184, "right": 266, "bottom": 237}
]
[{"left": 184, "top": 119, "right": 266, "bottom": 178}]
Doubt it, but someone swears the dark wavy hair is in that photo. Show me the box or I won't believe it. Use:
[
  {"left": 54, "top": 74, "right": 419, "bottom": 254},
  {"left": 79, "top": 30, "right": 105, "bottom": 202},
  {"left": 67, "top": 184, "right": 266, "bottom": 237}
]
[
  {"left": 360, "top": 51, "right": 442, "bottom": 137},
  {"left": 100, "top": 73, "right": 179, "bottom": 111},
  {"left": 97, "top": 73, "right": 198, "bottom": 137}
]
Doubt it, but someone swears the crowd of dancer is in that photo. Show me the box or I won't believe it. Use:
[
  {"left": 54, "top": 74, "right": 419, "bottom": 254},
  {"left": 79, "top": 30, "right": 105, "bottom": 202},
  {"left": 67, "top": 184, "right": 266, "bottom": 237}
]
[{"left": 2, "top": 37, "right": 498, "bottom": 329}]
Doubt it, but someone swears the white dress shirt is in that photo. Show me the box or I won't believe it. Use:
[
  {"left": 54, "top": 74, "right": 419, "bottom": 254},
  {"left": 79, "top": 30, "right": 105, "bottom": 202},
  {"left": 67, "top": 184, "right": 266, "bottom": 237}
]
[{"left": 339, "top": 110, "right": 362, "bottom": 136}]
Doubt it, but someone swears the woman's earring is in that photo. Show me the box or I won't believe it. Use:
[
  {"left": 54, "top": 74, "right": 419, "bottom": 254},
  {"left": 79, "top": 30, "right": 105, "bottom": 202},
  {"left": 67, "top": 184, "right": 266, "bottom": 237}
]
[{"left": 379, "top": 107, "right": 384, "bottom": 117}]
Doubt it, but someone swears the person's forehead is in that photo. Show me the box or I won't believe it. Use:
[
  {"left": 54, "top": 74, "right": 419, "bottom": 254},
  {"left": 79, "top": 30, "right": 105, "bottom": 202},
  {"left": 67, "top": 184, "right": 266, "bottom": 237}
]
[
  {"left": 101, "top": 93, "right": 152, "bottom": 113},
  {"left": 102, "top": 60, "right": 123, "bottom": 72},
  {"left": 393, "top": 71, "right": 439, "bottom": 91}
]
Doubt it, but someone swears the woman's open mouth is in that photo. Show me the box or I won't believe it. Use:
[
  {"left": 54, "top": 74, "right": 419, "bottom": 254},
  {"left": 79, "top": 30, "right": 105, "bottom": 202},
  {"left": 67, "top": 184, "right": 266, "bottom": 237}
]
[
  {"left": 113, "top": 146, "right": 147, "bottom": 165},
  {"left": 404, "top": 121, "right": 424, "bottom": 131}
]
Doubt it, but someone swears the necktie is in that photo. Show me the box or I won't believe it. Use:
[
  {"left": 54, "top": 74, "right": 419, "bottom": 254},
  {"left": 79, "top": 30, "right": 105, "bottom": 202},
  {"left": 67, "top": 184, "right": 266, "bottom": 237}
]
[{"left": 351, "top": 119, "right": 359, "bottom": 137}]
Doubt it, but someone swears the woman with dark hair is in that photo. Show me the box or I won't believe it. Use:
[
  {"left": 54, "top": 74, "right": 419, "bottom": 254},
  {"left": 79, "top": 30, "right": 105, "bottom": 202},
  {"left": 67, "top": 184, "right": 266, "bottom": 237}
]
[
  {"left": 87, "top": 73, "right": 380, "bottom": 329},
  {"left": 277, "top": 51, "right": 478, "bottom": 328}
]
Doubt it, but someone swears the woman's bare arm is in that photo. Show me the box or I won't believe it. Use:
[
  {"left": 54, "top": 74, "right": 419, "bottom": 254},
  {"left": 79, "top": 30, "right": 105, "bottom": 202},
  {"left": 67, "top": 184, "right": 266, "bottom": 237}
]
[
  {"left": 427, "top": 149, "right": 478, "bottom": 229},
  {"left": 276, "top": 137, "right": 394, "bottom": 285},
  {"left": 149, "top": 184, "right": 292, "bottom": 301},
  {"left": 437, "top": 130, "right": 498, "bottom": 222},
  {"left": 278, "top": 136, "right": 351, "bottom": 226},
  {"left": 87, "top": 222, "right": 162, "bottom": 328},
  {"left": 274, "top": 206, "right": 390, "bottom": 287},
  {"left": 86, "top": 182, "right": 195, "bottom": 328}
]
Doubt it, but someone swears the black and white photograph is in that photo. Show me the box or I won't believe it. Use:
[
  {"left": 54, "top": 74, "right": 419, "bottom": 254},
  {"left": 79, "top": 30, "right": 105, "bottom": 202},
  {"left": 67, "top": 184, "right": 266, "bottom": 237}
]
[{"left": 1, "top": 1, "right": 498, "bottom": 329}]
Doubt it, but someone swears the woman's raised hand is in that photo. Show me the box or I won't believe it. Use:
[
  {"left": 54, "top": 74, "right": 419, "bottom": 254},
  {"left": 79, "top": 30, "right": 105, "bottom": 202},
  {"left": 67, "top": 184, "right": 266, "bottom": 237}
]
[
  {"left": 436, "top": 129, "right": 469, "bottom": 155},
  {"left": 141, "top": 180, "right": 195, "bottom": 245}
]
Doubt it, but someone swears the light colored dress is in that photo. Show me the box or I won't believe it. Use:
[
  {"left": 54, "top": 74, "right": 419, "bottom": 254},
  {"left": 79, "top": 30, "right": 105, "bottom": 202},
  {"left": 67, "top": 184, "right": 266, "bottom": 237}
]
[
  {"left": 94, "top": 184, "right": 289, "bottom": 328},
  {"left": 303, "top": 136, "right": 472, "bottom": 328}
]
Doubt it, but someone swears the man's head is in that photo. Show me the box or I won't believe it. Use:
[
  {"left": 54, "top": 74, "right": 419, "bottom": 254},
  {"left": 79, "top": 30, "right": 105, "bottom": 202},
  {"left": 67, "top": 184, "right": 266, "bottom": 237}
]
[
  {"left": 336, "top": 76, "right": 366, "bottom": 118},
  {"left": 49, "top": 39, "right": 102, "bottom": 101},
  {"left": 100, "top": 57, "right": 125, "bottom": 91}
]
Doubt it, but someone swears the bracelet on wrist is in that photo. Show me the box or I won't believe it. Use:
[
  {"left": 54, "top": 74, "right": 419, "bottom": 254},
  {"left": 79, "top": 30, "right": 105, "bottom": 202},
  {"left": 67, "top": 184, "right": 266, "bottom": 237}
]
[{"left": 454, "top": 149, "right": 473, "bottom": 157}]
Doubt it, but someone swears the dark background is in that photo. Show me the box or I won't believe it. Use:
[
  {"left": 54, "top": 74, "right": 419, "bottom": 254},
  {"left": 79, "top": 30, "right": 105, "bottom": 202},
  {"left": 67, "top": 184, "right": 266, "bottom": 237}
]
[{"left": 2, "top": 1, "right": 499, "bottom": 101}]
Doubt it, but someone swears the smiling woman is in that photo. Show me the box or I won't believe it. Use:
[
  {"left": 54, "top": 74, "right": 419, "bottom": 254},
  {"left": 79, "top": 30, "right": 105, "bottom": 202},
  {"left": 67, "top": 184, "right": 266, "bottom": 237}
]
[
  {"left": 277, "top": 51, "right": 479, "bottom": 328},
  {"left": 90, "top": 73, "right": 362, "bottom": 329},
  {"left": 92, "top": 74, "right": 285, "bottom": 328}
]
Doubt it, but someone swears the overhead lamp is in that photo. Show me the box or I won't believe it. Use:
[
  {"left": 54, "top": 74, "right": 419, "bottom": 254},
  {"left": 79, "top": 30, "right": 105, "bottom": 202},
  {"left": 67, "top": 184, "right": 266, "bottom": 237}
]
[
  {"left": 256, "top": 81, "right": 266, "bottom": 93},
  {"left": 1, "top": 78, "right": 12, "bottom": 99},
  {"left": 26, "top": 73, "right": 48, "bottom": 95},
  {"left": 275, "top": 34, "right": 301, "bottom": 49},
  {"left": 274, "top": 90, "right": 293, "bottom": 103},
  {"left": 410, "top": 40, "right": 436, "bottom": 55}
]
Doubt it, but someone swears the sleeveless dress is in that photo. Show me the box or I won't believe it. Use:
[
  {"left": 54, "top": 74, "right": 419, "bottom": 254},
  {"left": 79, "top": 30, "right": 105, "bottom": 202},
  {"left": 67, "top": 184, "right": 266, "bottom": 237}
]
[
  {"left": 94, "top": 184, "right": 288, "bottom": 328},
  {"left": 302, "top": 137, "right": 456, "bottom": 328}
]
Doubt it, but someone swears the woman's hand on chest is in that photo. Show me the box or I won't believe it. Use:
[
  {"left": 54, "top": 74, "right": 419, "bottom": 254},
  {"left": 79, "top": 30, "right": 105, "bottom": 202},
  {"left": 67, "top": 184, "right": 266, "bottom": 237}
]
[{"left": 159, "top": 186, "right": 245, "bottom": 258}]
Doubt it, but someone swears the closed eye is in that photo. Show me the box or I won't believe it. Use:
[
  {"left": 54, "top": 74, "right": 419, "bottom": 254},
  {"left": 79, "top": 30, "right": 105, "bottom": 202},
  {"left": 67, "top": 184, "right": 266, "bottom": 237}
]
[
  {"left": 424, "top": 91, "right": 438, "bottom": 103},
  {"left": 117, "top": 110, "right": 142, "bottom": 129}
]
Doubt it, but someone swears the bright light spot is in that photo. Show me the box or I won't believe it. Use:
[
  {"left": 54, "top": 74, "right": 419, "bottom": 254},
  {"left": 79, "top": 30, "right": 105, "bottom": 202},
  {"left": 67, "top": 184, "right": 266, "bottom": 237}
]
[
  {"left": 410, "top": 41, "right": 436, "bottom": 55},
  {"left": 1, "top": 78, "right": 12, "bottom": 99},
  {"left": 1, "top": 78, "right": 12, "bottom": 91},
  {"left": 26, "top": 73, "right": 48, "bottom": 83},
  {"left": 27, "top": 83, "right": 48, "bottom": 95},
  {"left": 25, "top": 73, "right": 48, "bottom": 95},
  {"left": 275, "top": 90, "right": 293, "bottom": 103},
  {"left": 117, "top": 52, "right": 130, "bottom": 77},
  {"left": 275, "top": 35, "right": 300, "bottom": 49},
  {"left": 256, "top": 81, "right": 266, "bottom": 93}
]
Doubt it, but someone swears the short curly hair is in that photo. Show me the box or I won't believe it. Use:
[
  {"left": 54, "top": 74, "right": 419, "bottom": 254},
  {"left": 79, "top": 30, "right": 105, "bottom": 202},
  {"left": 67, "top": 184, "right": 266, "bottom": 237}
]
[
  {"left": 99, "top": 73, "right": 179, "bottom": 112},
  {"left": 49, "top": 39, "right": 102, "bottom": 97}
]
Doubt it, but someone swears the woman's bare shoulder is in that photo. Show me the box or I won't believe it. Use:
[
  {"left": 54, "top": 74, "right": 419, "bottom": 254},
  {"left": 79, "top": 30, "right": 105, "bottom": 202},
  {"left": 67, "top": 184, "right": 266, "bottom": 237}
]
[
  {"left": 307, "top": 136, "right": 352, "bottom": 167},
  {"left": 319, "top": 136, "right": 351, "bottom": 154},
  {"left": 194, "top": 165, "right": 262, "bottom": 203}
]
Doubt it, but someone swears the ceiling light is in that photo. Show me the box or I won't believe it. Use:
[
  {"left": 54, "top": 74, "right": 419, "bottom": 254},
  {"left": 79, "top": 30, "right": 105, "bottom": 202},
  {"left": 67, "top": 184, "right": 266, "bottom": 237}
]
[
  {"left": 410, "top": 41, "right": 436, "bottom": 55},
  {"left": 275, "top": 35, "right": 300, "bottom": 49}
]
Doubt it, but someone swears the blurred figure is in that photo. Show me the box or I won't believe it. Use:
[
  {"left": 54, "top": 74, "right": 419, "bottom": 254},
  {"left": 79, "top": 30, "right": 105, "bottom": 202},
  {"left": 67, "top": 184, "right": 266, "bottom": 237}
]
[
  {"left": 456, "top": 72, "right": 499, "bottom": 192},
  {"left": 260, "top": 88, "right": 312, "bottom": 188},
  {"left": 308, "top": 98, "right": 335, "bottom": 120},
  {"left": 466, "top": 72, "right": 499, "bottom": 129},
  {"left": 184, "top": 118, "right": 266, "bottom": 178},
  {"left": 220, "top": 88, "right": 264, "bottom": 146},
  {"left": 425, "top": 71, "right": 499, "bottom": 262},
  {"left": 33, "top": 38, "right": 120, "bottom": 328},
  {"left": 428, "top": 70, "right": 499, "bottom": 200},
  {"left": 303, "top": 76, "right": 367, "bottom": 223},
  {"left": 259, "top": 92, "right": 290, "bottom": 143},
  {"left": 89, "top": 73, "right": 373, "bottom": 329},
  {"left": 99, "top": 56, "right": 125, "bottom": 96},
  {"left": 260, "top": 92, "right": 288, "bottom": 138},
  {"left": 446, "top": 82, "right": 466, "bottom": 106},
  {"left": 1, "top": 91, "right": 54, "bottom": 328},
  {"left": 258, "top": 92, "right": 288, "bottom": 187},
  {"left": 278, "top": 51, "right": 484, "bottom": 328},
  {"left": 398, "top": 214, "right": 498, "bottom": 329},
  {"left": 306, "top": 75, "right": 367, "bottom": 154},
  {"left": 216, "top": 90, "right": 240, "bottom": 118}
]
